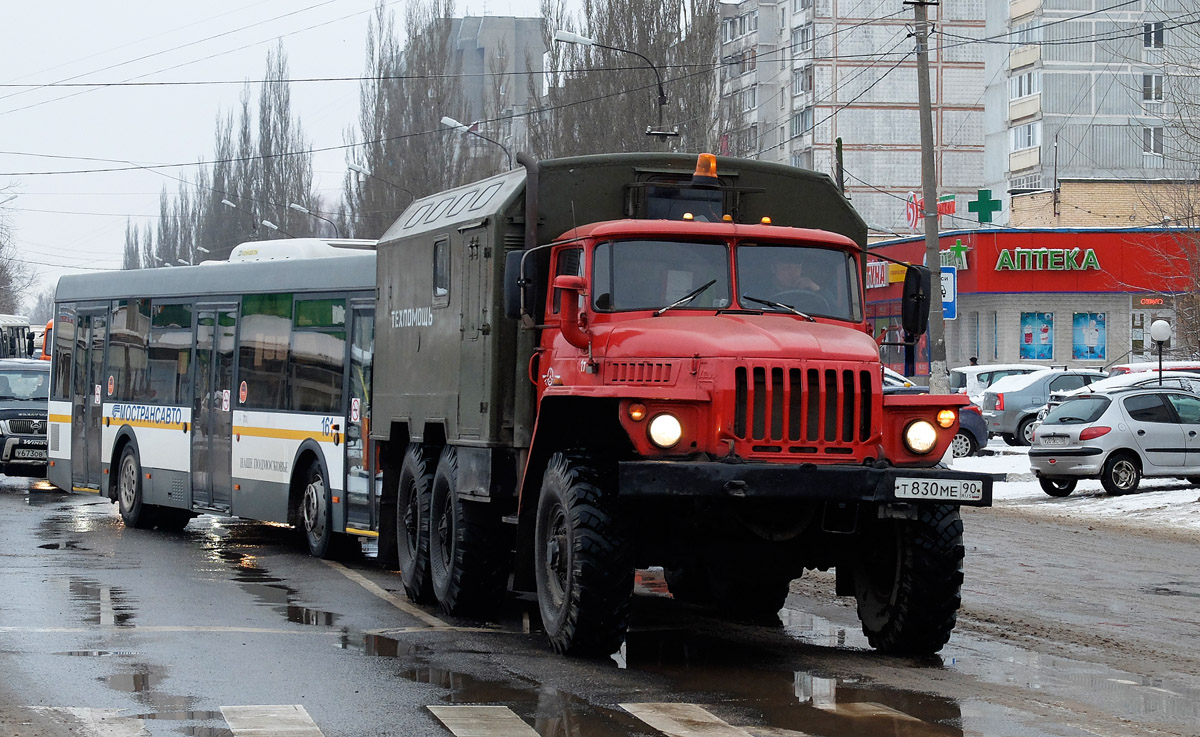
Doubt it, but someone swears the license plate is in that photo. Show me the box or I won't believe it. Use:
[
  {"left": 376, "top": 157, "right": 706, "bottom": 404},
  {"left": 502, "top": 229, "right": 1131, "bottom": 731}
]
[
  {"left": 895, "top": 477, "right": 984, "bottom": 502},
  {"left": 1041, "top": 435, "right": 1069, "bottom": 446},
  {"left": 13, "top": 449, "right": 47, "bottom": 460}
]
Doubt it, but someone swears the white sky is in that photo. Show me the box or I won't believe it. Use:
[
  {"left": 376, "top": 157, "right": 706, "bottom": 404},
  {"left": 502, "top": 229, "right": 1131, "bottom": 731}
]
[{"left": 0, "top": 0, "right": 544, "bottom": 311}]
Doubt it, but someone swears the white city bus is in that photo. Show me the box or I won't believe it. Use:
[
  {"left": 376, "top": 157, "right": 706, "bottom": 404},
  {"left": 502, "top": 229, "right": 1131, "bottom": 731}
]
[
  {"left": 47, "top": 240, "right": 379, "bottom": 556},
  {"left": 0, "top": 313, "right": 32, "bottom": 358}
]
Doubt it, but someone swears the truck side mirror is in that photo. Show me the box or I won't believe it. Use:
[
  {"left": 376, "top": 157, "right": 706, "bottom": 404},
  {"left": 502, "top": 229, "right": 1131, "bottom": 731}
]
[
  {"left": 552, "top": 275, "right": 590, "bottom": 349},
  {"left": 901, "top": 265, "right": 930, "bottom": 338},
  {"left": 503, "top": 250, "right": 538, "bottom": 319}
]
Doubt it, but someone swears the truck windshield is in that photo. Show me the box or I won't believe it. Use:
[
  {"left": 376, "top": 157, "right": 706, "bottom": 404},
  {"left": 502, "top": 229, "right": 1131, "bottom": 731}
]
[
  {"left": 736, "top": 244, "right": 859, "bottom": 321},
  {"left": 592, "top": 240, "right": 732, "bottom": 312}
]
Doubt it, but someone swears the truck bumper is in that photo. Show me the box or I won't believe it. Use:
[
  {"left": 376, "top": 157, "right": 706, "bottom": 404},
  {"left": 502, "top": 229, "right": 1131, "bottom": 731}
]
[{"left": 618, "top": 460, "right": 993, "bottom": 507}]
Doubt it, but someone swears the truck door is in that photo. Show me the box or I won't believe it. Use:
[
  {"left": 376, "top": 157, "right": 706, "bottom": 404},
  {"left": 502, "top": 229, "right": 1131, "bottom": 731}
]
[
  {"left": 458, "top": 228, "right": 489, "bottom": 438},
  {"left": 70, "top": 309, "right": 107, "bottom": 491},
  {"left": 344, "top": 303, "right": 375, "bottom": 532}
]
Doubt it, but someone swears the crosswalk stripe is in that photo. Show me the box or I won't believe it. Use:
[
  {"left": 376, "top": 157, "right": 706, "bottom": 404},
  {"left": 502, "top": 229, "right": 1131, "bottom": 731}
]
[
  {"left": 221, "top": 704, "right": 324, "bottom": 736},
  {"left": 427, "top": 705, "right": 541, "bottom": 737},
  {"left": 620, "top": 703, "right": 757, "bottom": 737},
  {"left": 27, "top": 708, "right": 147, "bottom": 737}
]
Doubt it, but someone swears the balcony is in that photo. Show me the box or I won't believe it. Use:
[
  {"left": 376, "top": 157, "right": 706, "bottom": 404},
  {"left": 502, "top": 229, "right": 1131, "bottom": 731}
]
[
  {"left": 1009, "top": 147, "right": 1041, "bottom": 172},
  {"left": 1009, "top": 0, "right": 1041, "bottom": 20},
  {"left": 1009, "top": 45, "right": 1040, "bottom": 70},
  {"left": 1009, "top": 93, "right": 1041, "bottom": 122}
]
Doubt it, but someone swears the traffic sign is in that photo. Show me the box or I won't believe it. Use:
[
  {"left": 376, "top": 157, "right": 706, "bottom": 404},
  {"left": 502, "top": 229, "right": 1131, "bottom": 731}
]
[{"left": 941, "top": 266, "right": 957, "bottom": 320}]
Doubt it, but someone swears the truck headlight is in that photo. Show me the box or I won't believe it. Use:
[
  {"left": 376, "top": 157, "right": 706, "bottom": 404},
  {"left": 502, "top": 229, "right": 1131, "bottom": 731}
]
[
  {"left": 648, "top": 413, "right": 683, "bottom": 448},
  {"left": 904, "top": 420, "right": 938, "bottom": 455}
]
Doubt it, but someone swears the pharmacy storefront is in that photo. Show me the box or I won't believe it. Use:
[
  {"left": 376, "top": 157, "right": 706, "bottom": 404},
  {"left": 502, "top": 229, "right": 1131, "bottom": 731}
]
[{"left": 866, "top": 228, "right": 1194, "bottom": 376}]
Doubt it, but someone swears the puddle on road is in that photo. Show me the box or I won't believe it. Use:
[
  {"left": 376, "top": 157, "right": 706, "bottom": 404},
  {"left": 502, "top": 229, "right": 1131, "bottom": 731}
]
[
  {"left": 104, "top": 664, "right": 167, "bottom": 693},
  {"left": 64, "top": 577, "right": 137, "bottom": 627},
  {"left": 210, "top": 546, "right": 344, "bottom": 627}
]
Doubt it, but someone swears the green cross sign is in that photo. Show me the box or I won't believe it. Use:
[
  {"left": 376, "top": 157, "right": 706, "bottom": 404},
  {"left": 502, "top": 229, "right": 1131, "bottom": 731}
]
[{"left": 968, "top": 189, "right": 1002, "bottom": 223}]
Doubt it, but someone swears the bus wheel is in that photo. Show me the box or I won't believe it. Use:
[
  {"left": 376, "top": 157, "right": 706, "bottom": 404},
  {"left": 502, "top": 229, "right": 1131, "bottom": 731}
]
[
  {"left": 396, "top": 444, "right": 435, "bottom": 603},
  {"left": 428, "top": 448, "right": 506, "bottom": 616},
  {"left": 535, "top": 451, "right": 632, "bottom": 656},
  {"left": 117, "top": 446, "right": 156, "bottom": 529},
  {"left": 853, "top": 504, "right": 964, "bottom": 655},
  {"left": 300, "top": 461, "right": 334, "bottom": 558}
]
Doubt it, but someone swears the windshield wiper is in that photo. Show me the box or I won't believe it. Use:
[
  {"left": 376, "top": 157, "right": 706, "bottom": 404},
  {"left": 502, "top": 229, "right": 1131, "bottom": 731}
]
[
  {"left": 741, "top": 295, "right": 815, "bottom": 322},
  {"left": 654, "top": 279, "right": 717, "bottom": 316}
]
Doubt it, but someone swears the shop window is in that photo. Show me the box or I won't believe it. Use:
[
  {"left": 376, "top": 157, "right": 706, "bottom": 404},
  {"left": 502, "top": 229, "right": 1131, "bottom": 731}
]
[
  {"left": 1072, "top": 312, "right": 1106, "bottom": 361},
  {"left": 1019, "top": 312, "right": 1053, "bottom": 360}
]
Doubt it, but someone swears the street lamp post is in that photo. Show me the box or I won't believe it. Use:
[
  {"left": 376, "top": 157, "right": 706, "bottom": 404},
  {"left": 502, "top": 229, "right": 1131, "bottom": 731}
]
[
  {"left": 348, "top": 163, "right": 415, "bottom": 202},
  {"left": 261, "top": 219, "right": 294, "bottom": 238},
  {"left": 440, "top": 116, "right": 513, "bottom": 169},
  {"left": 289, "top": 202, "right": 342, "bottom": 238},
  {"left": 1151, "top": 319, "right": 1172, "bottom": 384},
  {"left": 553, "top": 29, "right": 678, "bottom": 140},
  {"left": 220, "top": 198, "right": 258, "bottom": 237}
]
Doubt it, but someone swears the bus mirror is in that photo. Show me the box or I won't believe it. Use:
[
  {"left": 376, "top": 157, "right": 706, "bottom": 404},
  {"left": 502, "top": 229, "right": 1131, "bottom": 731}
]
[
  {"left": 503, "top": 250, "right": 537, "bottom": 319},
  {"left": 901, "top": 265, "right": 930, "bottom": 337}
]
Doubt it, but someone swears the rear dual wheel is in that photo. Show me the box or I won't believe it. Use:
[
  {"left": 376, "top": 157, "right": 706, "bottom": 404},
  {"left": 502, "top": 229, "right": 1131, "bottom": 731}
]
[{"left": 396, "top": 444, "right": 436, "bottom": 603}]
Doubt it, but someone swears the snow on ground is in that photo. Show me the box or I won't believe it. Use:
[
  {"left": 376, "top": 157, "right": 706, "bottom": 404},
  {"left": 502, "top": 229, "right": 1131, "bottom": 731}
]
[{"left": 949, "top": 439, "right": 1200, "bottom": 537}]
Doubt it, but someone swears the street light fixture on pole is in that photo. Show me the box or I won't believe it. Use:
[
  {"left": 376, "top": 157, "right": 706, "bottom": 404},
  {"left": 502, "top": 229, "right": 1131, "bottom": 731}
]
[
  {"left": 440, "top": 116, "right": 513, "bottom": 169},
  {"left": 289, "top": 202, "right": 342, "bottom": 238},
  {"left": 0, "top": 194, "right": 16, "bottom": 207},
  {"left": 553, "top": 29, "right": 678, "bottom": 140},
  {"left": 348, "top": 163, "right": 415, "bottom": 202},
  {"left": 261, "top": 219, "right": 294, "bottom": 237},
  {"left": 1151, "top": 319, "right": 1172, "bottom": 384},
  {"left": 177, "top": 259, "right": 191, "bottom": 266}
]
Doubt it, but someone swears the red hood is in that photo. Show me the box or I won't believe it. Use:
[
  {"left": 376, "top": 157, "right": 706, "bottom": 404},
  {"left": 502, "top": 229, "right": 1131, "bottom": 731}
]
[{"left": 592, "top": 313, "right": 879, "bottom": 362}]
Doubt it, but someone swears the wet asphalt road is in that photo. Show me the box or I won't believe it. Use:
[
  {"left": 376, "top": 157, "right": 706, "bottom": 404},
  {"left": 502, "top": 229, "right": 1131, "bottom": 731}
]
[{"left": 2, "top": 475, "right": 1199, "bottom": 737}]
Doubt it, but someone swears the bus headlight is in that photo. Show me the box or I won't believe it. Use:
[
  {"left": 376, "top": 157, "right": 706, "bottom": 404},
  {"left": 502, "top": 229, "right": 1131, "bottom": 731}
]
[
  {"left": 648, "top": 413, "right": 683, "bottom": 448},
  {"left": 903, "top": 420, "right": 938, "bottom": 455}
]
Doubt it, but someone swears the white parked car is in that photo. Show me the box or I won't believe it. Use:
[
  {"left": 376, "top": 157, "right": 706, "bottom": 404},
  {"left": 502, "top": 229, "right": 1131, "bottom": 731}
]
[{"left": 948, "top": 363, "right": 1042, "bottom": 406}]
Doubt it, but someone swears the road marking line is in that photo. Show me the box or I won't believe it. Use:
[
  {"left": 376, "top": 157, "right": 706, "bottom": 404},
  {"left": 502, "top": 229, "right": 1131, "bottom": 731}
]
[
  {"left": 428, "top": 705, "right": 540, "bottom": 736},
  {"left": 221, "top": 704, "right": 324, "bottom": 736},
  {"left": 621, "top": 703, "right": 757, "bottom": 737},
  {"left": 28, "top": 707, "right": 147, "bottom": 736},
  {"left": 322, "top": 560, "right": 451, "bottom": 629}
]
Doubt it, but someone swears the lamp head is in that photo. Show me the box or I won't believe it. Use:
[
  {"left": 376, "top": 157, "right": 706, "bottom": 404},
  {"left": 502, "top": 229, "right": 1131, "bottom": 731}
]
[{"left": 1150, "top": 319, "right": 1172, "bottom": 343}]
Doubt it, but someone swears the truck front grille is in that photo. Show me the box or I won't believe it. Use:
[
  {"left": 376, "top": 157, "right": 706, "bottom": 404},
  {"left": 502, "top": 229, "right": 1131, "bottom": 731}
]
[{"left": 732, "top": 364, "right": 874, "bottom": 451}]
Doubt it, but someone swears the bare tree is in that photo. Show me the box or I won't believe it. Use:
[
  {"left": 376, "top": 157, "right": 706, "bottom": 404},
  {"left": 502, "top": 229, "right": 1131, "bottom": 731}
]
[
  {"left": 345, "top": 0, "right": 469, "bottom": 239},
  {"left": 528, "top": 0, "right": 719, "bottom": 158},
  {"left": 0, "top": 194, "right": 33, "bottom": 312},
  {"left": 122, "top": 218, "right": 141, "bottom": 270}
]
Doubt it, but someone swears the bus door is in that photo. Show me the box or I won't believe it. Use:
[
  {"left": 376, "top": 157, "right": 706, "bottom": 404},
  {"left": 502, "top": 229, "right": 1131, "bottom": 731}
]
[
  {"left": 191, "top": 306, "right": 237, "bottom": 510},
  {"left": 70, "top": 310, "right": 107, "bottom": 490},
  {"left": 344, "top": 304, "right": 375, "bottom": 532}
]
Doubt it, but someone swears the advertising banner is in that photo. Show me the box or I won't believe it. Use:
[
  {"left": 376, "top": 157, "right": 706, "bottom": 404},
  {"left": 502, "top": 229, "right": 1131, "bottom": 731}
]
[
  {"left": 1073, "top": 312, "right": 1106, "bottom": 360},
  {"left": 1020, "top": 312, "right": 1054, "bottom": 360}
]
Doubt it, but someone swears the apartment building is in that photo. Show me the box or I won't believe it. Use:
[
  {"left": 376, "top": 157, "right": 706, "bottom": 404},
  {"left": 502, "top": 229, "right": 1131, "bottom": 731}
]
[
  {"left": 717, "top": 0, "right": 986, "bottom": 237},
  {"left": 983, "top": 0, "right": 1200, "bottom": 222}
]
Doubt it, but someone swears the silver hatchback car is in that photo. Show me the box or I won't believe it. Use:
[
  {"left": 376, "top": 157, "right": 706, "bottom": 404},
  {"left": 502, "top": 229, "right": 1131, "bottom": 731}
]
[
  {"left": 1029, "top": 387, "right": 1200, "bottom": 496},
  {"left": 981, "top": 368, "right": 1106, "bottom": 446}
]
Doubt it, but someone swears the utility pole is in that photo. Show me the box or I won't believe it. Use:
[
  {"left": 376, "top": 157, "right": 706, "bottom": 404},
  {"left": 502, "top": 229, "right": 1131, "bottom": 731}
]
[{"left": 908, "top": 0, "right": 949, "bottom": 393}]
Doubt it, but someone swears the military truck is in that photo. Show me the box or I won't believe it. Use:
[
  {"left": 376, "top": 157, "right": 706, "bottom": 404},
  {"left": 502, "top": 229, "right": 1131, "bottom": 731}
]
[{"left": 372, "top": 152, "right": 992, "bottom": 656}]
